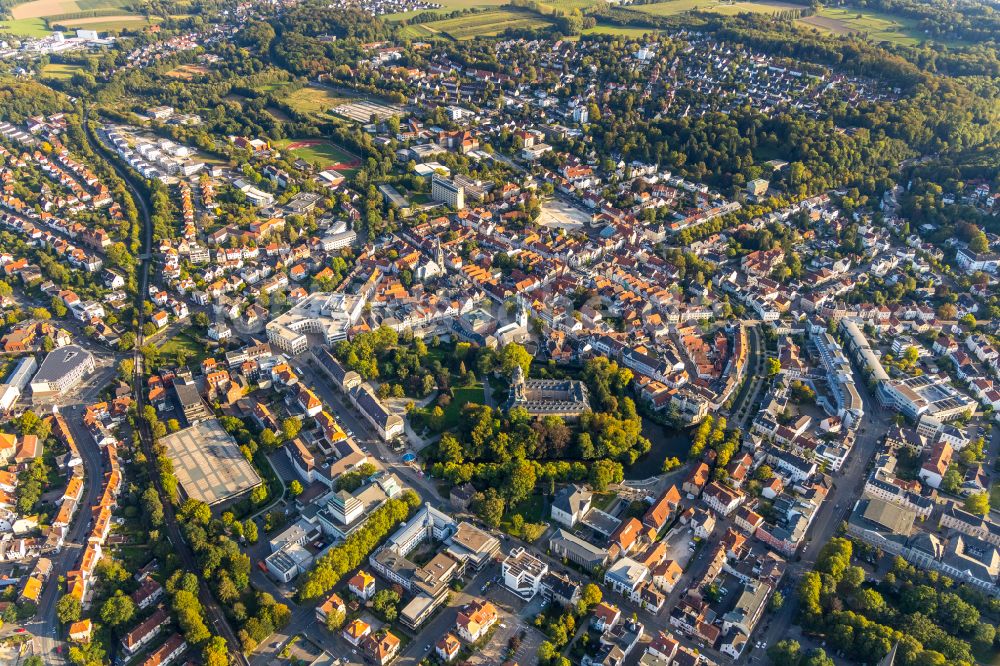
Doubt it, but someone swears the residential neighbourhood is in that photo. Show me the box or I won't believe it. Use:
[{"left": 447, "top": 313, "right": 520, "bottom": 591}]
[{"left": 0, "top": 0, "right": 998, "bottom": 665}]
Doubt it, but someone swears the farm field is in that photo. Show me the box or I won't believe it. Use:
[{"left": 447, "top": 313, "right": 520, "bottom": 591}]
[
  {"left": 274, "top": 139, "right": 361, "bottom": 171},
  {"left": 382, "top": 0, "right": 505, "bottom": 22},
  {"left": 634, "top": 0, "right": 802, "bottom": 16},
  {"left": 40, "top": 62, "right": 86, "bottom": 79},
  {"left": 53, "top": 14, "right": 159, "bottom": 31},
  {"left": 795, "top": 7, "right": 924, "bottom": 46},
  {"left": 0, "top": 16, "right": 52, "bottom": 35},
  {"left": 581, "top": 23, "right": 661, "bottom": 37},
  {"left": 9, "top": 0, "right": 126, "bottom": 19},
  {"left": 420, "top": 8, "right": 554, "bottom": 40}
]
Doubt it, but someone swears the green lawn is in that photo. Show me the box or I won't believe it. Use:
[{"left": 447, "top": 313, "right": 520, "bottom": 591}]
[
  {"left": 635, "top": 0, "right": 802, "bottom": 16},
  {"left": 441, "top": 384, "right": 485, "bottom": 430},
  {"left": 504, "top": 494, "right": 545, "bottom": 523},
  {"left": 255, "top": 80, "right": 294, "bottom": 94},
  {"left": 40, "top": 62, "right": 85, "bottom": 80},
  {"left": 592, "top": 491, "right": 619, "bottom": 511},
  {"left": 159, "top": 331, "right": 210, "bottom": 365},
  {"left": 795, "top": 7, "right": 925, "bottom": 46}
]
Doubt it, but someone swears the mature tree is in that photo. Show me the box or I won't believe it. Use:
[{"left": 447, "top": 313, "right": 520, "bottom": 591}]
[
  {"left": 801, "top": 649, "right": 836, "bottom": 666},
  {"left": 243, "top": 520, "right": 259, "bottom": 544},
  {"left": 768, "top": 639, "right": 802, "bottom": 666},
  {"left": 289, "top": 480, "right": 304, "bottom": 497},
  {"left": 581, "top": 583, "right": 602, "bottom": 608},
  {"left": 202, "top": 636, "right": 230, "bottom": 666},
  {"left": 506, "top": 457, "right": 536, "bottom": 505},
  {"left": 282, "top": 417, "right": 302, "bottom": 441},
  {"left": 499, "top": 343, "right": 532, "bottom": 378},
  {"left": 325, "top": 608, "right": 346, "bottom": 631},
  {"left": 100, "top": 591, "right": 136, "bottom": 627},
  {"left": 473, "top": 488, "right": 506, "bottom": 528},
  {"left": 56, "top": 594, "right": 81, "bottom": 624},
  {"left": 588, "top": 459, "right": 622, "bottom": 491},
  {"left": 965, "top": 492, "right": 990, "bottom": 516},
  {"left": 941, "top": 466, "right": 963, "bottom": 494},
  {"left": 142, "top": 486, "right": 164, "bottom": 526}
]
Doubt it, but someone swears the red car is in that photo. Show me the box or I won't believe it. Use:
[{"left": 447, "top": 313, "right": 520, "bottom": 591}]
[{"left": 14, "top": 628, "right": 26, "bottom": 634}]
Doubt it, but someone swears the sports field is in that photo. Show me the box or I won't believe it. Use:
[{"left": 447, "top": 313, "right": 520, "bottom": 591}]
[
  {"left": 274, "top": 139, "right": 361, "bottom": 171},
  {"left": 796, "top": 7, "right": 922, "bottom": 45},
  {"left": 634, "top": 0, "right": 802, "bottom": 17},
  {"left": 419, "top": 8, "right": 554, "bottom": 40}
]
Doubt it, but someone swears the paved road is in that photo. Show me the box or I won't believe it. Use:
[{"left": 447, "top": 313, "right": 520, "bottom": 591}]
[
  {"left": 25, "top": 406, "right": 107, "bottom": 665},
  {"left": 751, "top": 363, "right": 893, "bottom": 664},
  {"left": 297, "top": 360, "right": 445, "bottom": 504},
  {"left": 245, "top": 359, "right": 448, "bottom": 666}
]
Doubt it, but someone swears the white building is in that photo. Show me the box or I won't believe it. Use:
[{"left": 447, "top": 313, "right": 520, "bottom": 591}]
[{"left": 502, "top": 547, "right": 548, "bottom": 600}]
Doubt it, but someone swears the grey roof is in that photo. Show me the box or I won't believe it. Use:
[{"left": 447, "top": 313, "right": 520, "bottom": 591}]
[
  {"left": 553, "top": 484, "right": 591, "bottom": 517},
  {"left": 550, "top": 528, "right": 608, "bottom": 566},
  {"left": 33, "top": 345, "right": 92, "bottom": 382}
]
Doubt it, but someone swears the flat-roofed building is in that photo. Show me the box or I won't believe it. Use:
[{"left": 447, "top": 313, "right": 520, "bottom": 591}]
[
  {"left": 502, "top": 547, "right": 548, "bottom": 599},
  {"left": 160, "top": 419, "right": 263, "bottom": 506},
  {"left": 444, "top": 521, "right": 500, "bottom": 570},
  {"left": 431, "top": 175, "right": 464, "bottom": 210}
]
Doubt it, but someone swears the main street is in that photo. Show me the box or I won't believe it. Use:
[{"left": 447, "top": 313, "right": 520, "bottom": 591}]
[
  {"left": 296, "top": 359, "right": 446, "bottom": 504},
  {"left": 750, "top": 365, "right": 892, "bottom": 663},
  {"left": 26, "top": 405, "right": 106, "bottom": 666}
]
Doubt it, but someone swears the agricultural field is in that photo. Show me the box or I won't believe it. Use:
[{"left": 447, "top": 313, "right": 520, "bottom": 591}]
[
  {"left": 52, "top": 14, "right": 159, "bottom": 31},
  {"left": 40, "top": 62, "right": 86, "bottom": 79},
  {"left": 416, "top": 8, "right": 554, "bottom": 40},
  {"left": 581, "top": 22, "right": 661, "bottom": 37},
  {"left": 274, "top": 139, "right": 361, "bottom": 171},
  {"left": 0, "top": 16, "right": 52, "bottom": 35},
  {"left": 9, "top": 0, "right": 126, "bottom": 19},
  {"left": 795, "top": 7, "right": 924, "bottom": 46},
  {"left": 382, "top": 0, "right": 505, "bottom": 22},
  {"left": 634, "top": 0, "right": 803, "bottom": 17}
]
